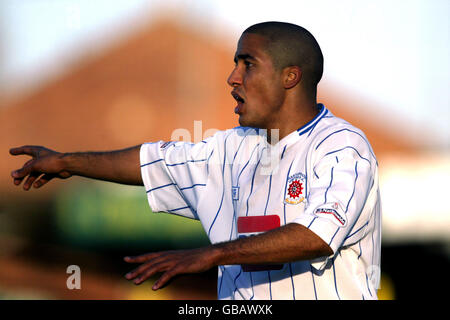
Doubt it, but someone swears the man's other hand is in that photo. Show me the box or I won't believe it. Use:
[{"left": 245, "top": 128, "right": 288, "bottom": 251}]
[{"left": 10, "top": 145, "right": 71, "bottom": 190}]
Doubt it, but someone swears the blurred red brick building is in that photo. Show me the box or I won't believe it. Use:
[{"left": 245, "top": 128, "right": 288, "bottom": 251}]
[{"left": 0, "top": 18, "right": 420, "bottom": 196}]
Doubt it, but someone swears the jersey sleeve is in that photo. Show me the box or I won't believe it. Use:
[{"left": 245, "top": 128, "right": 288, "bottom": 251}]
[
  {"left": 140, "top": 138, "right": 215, "bottom": 220},
  {"left": 292, "top": 128, "right": 376, "bottom": 271}
]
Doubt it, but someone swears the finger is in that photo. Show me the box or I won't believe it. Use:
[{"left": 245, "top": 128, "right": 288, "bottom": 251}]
[
  {"left": 11, "top": 158, "right": 35, "bottom": 179},
  {"left": 34, "top": 173, "right": 56, "bottom": 188},
  {"left": 124, "top": 252, "right": 160, "bottom": 263},
  {"left": 23, "top": 172, "right": 42, "bottom": 191},
  {"left": 152, "top": 271, "right": 175, "bottom": 290},
  {"left": 13, "top": 178, "right": 23, "bottom": 186},
  {"left": 133, "top": 262, "right": 168, "bottom": 285},
  {"left": 11, "top": 164, "right": 34, "bottom": 180},
  {"left": 153, "top": 268, "right": 179, "bottom": 290},
  {"left": 125, "top": 253, "right": 169, "bottom": 280},
  {"left": 9, "top": 146, "right": 40, "bottom": 157},
  {"left": 125, "top": 262, "right": 155, "bottom": 280}
]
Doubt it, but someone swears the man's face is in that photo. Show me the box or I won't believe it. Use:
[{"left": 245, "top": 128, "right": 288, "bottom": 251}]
[{"left": 227, "top": 33, "right": 285, "bottom": 129}]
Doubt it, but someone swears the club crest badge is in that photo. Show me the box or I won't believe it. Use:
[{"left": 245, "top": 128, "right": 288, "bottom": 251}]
[{"left": 284, "top": 172, "right": 306, "bottom": 205}]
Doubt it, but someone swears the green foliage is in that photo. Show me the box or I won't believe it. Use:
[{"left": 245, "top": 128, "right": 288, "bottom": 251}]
[{"left": 52, "top": 181, "right": 209, "bottom": 250}]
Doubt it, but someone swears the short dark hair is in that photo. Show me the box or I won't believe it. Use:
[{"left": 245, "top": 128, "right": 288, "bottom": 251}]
[{"left": 243, "top": 21, "right": 324, "bottom": 94}]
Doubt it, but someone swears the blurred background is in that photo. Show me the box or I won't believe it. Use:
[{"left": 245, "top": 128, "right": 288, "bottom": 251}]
[{"left": 0, "top": 0, "right": 449, "bottom": 300}]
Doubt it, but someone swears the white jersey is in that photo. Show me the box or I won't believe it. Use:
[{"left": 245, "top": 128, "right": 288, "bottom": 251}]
[{"left": 140, "top": 104, "right": 381, "bottom": 300}]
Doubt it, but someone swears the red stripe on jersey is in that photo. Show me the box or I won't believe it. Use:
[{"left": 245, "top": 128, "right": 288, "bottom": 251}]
[
  {"left": 238, "top": 215, "right": 283, "bottom": 272},
  {"left": 237, "top": 215, "right": 280, "bottom": 233}
]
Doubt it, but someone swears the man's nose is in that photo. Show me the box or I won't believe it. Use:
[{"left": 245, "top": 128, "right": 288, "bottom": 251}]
[{"left": 227, "top": 67, "right": 242, "bottom": 87}]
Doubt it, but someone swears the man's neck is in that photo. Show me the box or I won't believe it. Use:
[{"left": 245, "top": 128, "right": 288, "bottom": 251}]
[{"left": 265, "top": 100, "right": 319, "bottom": 144}]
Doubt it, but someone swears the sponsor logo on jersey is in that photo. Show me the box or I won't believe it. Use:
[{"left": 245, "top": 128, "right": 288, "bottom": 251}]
[
  {"left": 284, "top": 172, "right": 306, "bottom": 205},
  {"left": 314, "top": 202, "right": 347, "bottom": 227}
]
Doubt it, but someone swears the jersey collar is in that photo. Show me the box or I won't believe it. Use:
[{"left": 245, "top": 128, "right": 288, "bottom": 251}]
[
  {"left": 271, "top": 103, "right": 329, "bottom": 149},
  {"left": 243, "top": 104, "right": 330, "bottom": 155},
  {"left": 296, "top": 103, "right": 328, "bottom": 136}
]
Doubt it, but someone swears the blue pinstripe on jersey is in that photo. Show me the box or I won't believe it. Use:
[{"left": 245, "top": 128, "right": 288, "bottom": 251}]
[
  {"left": 332, "top": 258, "right": 341, "bottom": 300},
  {"left": 304, "top": 147, "right": 309, "bottom": 199},
  {"left": 329, "top": 227, "right": 340, "bottom": 246},
  {"left": 228, "top": 142, "right": 261, "bottom": 241},
  {"left": 263, "top": 173, "right": 273, "bottom": 216},
  {"left": 237, "top": 143, "right": 261, "bottom": 182},
  {"left": 179, "top": 183, "right": 206, "bottom": 191},
  {"left": 224, "top": 139, "right": 262, "bottom": 299},
  {"left": 142, "top": 156, "right": 209, "bottom": 169},
  {"left": 207, "top": 131, "right": 233, "bottom": 237},
  {"left": 313, "top": 167, "right": 319, "bottom": 179},
  {"left": 233, "top": 268, "right": 242, "bottom": 299},
  {"left": 345, "top": 162, "right": 359, "bottom": 213},
  {"left": 206, "top": 149, "right": 215, "bottom": 175},
  {"left": 281, "top": 145, "right": 287, "bottom": 159},
  {"left": 315, "top": 128, "right": 376, "bottom": 160},
  {"left": 308, "top": 217, "right": 317, "bottom": 228},
  {"left": 366, "top": 273, "right": 373, "bottom": 297},
  {"left": 147, "top": 182, "right": 206, "bottom": 194},
  {"left": 245, "top": 147, "right": 266, "bottom": 217},
  {"left": 310, "top": 264, "right": 318, "bottom": 300},
  {"left": 231, "top": 146, "right": 268, "bottom": 299},
  {"left": 283, "top": 159, "right": 296, "bottom": 299},
  {"left": 249, "top": 272, "right": 255, "bottom": 300},
  {"left": 218, "top": 266, "right": 224, "bottom": 298},
  {"left": 324, "top": 167, "right": 334, "bottom": 203},
  {"left": 166, "top": 158, "right": 208, "bottom": 166},
  {"left": 283, "top": 160, "right": 295, "bottom": 224},
  {"left": 358, "top": 242, "right": 363, "bottom": 260},
  {"left": 288, "top": 263, "right": 296, "bottom": 300},
  {"left": 232, "top": 129, "right": 252, "bottom": 163},
  {"left": 140, "top": 158, "right": 163, "bottom": 167},
  {"left": 263, "top": 158, "right": 275, "bottom": 299},
  {"left": 324, "top": 146, "right": 371, "bottom": 164},
  {"left": 167, "top": 205, "right": 190, "bottom": 213},
  {"left": 146, "top": 182, "right": 175, "bottom": 193},
  {"left": 267, "top": 271, "right": 273, "bottom": 300},
  {"left": 345, "top": 221, "right": 369, "bottom": 240}
]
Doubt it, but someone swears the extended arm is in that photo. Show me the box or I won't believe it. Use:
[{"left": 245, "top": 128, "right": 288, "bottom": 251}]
[
  {"left": 214, "top": 222, "right": 332, "bottom": 265},
  {"left": 124, "top": 222, "right": 332, "bottom": 290},
  {"left": 10, "top": 145, "right": 143, "bottom": 189}
]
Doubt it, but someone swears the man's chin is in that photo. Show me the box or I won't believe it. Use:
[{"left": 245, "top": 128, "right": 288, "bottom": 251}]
[
  {"left": 238, "top": 116, "right": 261, "bottom": 129},
  {"left": 238, "top": 115, "right": 252, "bottom": 128}
]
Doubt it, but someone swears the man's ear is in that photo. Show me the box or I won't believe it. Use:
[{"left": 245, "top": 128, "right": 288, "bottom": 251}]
[{"left": 283, "top": 66, "right": 302, "bottom": 89}]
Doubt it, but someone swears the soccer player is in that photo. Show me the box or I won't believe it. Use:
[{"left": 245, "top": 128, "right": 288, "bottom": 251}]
[{"left": 10, "top": 22, "right": 381, "bottom": 300}]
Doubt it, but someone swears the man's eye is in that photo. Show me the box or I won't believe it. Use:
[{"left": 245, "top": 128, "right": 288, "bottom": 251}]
[{"left": 244, "top": 61, "right": 254, "bottom": 68}]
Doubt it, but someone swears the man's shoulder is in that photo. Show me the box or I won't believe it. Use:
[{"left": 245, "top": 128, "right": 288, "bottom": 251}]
[
  {"left": 306, "top": 112, "right": 377, "bottom": 160},
  {"left": 313, "top": 113, "right": 369, "bottom": 145}
]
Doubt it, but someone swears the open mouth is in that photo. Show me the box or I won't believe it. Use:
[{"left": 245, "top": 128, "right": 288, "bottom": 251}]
[{"left": 231, "top": 91, "right": 245, "bottom": 104}]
